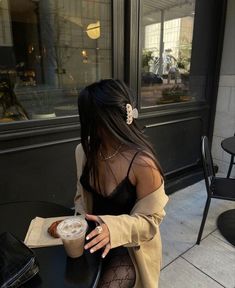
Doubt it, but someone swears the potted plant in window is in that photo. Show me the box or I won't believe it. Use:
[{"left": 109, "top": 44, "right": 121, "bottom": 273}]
[{"left": 142, "top": 49, "right": 154, "bottom": 72}]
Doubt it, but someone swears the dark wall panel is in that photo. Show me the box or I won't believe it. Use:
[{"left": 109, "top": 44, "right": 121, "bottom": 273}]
[
  {"left": 144, "top": 117, "right": 202, "bottom": 175},
  {"left": 0, "top": 141, "right": 79, "bottom": 207}
]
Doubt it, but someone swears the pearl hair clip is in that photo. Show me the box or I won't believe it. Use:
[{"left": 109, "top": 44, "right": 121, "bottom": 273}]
[{"left": 126, "top": 103, "right": 138, "bottom": 125}]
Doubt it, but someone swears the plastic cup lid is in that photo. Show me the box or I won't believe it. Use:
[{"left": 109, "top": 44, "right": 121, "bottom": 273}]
[{"left": 57, "top": 216, "right": 88, "bottom": 239}]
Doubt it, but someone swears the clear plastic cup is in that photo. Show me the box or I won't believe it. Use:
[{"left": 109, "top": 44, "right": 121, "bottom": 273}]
[{"left": 57, "top": 216, "right": 88, "bottom": 258}]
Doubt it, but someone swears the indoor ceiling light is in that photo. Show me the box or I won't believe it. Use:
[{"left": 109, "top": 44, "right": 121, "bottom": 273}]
[{"left": 86, "top": 21, "right": 100, "bottom": 39}]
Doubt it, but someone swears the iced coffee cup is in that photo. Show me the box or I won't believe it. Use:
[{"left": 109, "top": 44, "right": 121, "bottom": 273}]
[{"left": 57, "top": 216, "right": 88, "bottom": 258}]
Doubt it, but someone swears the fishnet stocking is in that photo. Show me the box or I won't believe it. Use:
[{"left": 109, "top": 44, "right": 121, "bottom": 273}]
[{"left": 97, "top": 251, "right": 135, "bottom": 288}]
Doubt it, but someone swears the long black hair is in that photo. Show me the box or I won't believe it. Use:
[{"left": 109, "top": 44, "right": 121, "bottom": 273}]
[{"left": 78, "top": 79, "right": 163, "bottom": 188}]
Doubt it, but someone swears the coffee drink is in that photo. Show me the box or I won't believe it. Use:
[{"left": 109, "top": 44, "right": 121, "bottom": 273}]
[{"left": 57, "top": 217, "right": 88, "bottom": 258}]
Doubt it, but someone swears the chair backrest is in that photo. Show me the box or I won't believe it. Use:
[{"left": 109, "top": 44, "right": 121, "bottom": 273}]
[{"left": 201, "top": 136, "right": 215, "bottom": 196}]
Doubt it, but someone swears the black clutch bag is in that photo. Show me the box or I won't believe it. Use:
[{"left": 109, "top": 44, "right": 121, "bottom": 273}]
[{"left": 0, "top": 232, "right": 39, "bottom": 288}]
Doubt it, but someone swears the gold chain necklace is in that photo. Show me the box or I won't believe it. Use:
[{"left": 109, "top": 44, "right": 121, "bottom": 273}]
[{"left": 100, "top": 144, "right": 122, "bottom": 161}]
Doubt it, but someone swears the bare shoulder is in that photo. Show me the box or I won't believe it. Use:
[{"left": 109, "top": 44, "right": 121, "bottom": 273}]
[{"left": 132, "top": 152, "right": 163, "bottom": 199}]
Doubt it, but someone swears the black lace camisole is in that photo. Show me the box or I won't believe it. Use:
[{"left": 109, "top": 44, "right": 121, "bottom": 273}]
[{"left": 80, "top": 152, "right": 139, "bottom": 216}]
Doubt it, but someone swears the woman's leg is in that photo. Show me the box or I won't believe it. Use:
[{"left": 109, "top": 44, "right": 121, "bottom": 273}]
[{"left": 97, "top": 253, "right": 135, "bottom": 288}]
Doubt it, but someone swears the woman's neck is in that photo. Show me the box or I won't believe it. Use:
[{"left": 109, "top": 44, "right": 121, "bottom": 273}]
[
  {"left": 100, "top": 140, "right": 123, "bottom": 161},
  {"left": 98, "top": 129, "right": 123, "bottom": 160},
  {"left": 101, "top": 138, "right": 120, "bottom": 154},
  {"left": 98, "top": 128, "right": 119, "bottom": 152}
]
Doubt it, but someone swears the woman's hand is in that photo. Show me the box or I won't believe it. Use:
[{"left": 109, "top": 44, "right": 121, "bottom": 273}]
[{"left": 85, "top": 214, "right": 111, "bottom": 258}]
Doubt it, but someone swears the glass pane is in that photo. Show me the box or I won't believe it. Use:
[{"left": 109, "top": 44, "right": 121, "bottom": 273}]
[
  {"left": 0, "top": 0, "right": 112, "bottom": 122},
  {"left": 141, "top": 0, "right": 196, "bottom": 107}
]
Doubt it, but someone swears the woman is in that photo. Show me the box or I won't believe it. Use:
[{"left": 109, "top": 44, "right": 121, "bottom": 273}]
[{"left": 74, "top": 79, "right": 168, "bottom": 288}]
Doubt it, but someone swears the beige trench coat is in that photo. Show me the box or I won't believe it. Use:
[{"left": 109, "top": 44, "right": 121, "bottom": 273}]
[{"left": 74, "top": 144, "right": 169, "bottom": 288}]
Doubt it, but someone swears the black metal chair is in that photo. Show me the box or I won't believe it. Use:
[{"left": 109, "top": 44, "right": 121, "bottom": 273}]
[
  {"left": 196, "top": 136, "right": 235, "bottom": 245},
  {"left": 224, "top": 133, "right": 235, "bottom": 178}
]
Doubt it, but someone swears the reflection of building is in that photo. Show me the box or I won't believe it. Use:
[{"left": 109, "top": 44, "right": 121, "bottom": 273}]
[
  {"left": 145, "top": 17, "right": 193, "bottom": 60},
  {"left": 143, "top": 0, "right": 195, "bottom": 77}
]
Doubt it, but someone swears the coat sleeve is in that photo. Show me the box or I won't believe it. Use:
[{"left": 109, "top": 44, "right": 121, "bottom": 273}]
[
  {"left": 74, "top": 144, "right": 87, "bottom": 215},
  {"left": 99, "top": 186, "right": 169, "bottom": 248}
]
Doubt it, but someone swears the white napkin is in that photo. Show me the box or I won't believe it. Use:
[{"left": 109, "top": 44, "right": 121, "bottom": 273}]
[{"left": 24, "top": 216, "right": 71, "bottom": 248}]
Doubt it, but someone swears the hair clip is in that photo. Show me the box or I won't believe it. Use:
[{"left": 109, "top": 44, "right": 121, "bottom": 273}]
[{"left": 126, "top": 104, "right": 138, "bottom": 125}]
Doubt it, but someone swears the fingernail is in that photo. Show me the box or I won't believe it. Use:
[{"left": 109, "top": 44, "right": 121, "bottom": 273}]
[
  {"left": 102, "top": 254, "right": 105, "bottom": 258},
  {"left": 86, "top": 236, "right": 89, "bottom": 240},
  {"left": 90, "top": 249, "right": 94, "bottom": 253},
  {"left": 84, "top": 245, "right": 88, "bottom": 250}
]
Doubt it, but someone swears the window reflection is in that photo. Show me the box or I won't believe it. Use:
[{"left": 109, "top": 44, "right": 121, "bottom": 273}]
[
  {"left": 0, "top": 0, "right": 112, "bottom": 122},
  {"left": 141, "top": 0, "right": 195, "bottom": 107}
]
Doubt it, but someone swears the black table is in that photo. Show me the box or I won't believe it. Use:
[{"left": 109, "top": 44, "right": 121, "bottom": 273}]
[
  {"left": 217, "top": 208, "right": 235, "bottom": 246},
  {"left": 221, "top": 136, "right": 235, "bottom": 178},
  {"left": 0, "top": 201, "right": 102, "bottom": 288}
]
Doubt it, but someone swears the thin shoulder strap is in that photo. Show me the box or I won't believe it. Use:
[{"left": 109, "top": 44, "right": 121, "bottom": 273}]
[{"left": 127, "top": 151, "right": 140, "bottom": 177}]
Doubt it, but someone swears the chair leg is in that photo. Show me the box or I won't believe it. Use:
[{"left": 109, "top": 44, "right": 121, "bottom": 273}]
[
  {"left": 196, "top": 197, "right": 211, "bottom": 245},
  {"left": 227, "top": 155, "right": 234, "bottom": 178}
]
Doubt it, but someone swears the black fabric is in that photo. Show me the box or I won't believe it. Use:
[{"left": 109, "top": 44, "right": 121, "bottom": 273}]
[
  {"left": 80, "top": 152, "right": 139, "bottom": 216},
  {"left": 97, "top": 252, "right": 135, "bottom": 288},
  {"left": 0, "top": 232, "right": 39, "bottom": 288},
  {"left": 85, "top": 177, "right": 137, "bottom": 215},
  {"left": 80, "top": 152, "right": 138, "bottom": 287}
]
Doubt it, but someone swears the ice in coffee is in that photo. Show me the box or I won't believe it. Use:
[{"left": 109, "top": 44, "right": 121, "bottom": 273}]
[{"left": 57, "top": 216, "right": 88, "bottom": 258}]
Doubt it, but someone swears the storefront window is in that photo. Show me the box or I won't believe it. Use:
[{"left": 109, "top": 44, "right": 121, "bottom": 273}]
[
  {"left": 141, "top": 0, "right": 195, "bottom": 107},
  {"left": 0, "top": 0, "right": 112, "bottom": 122}
]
